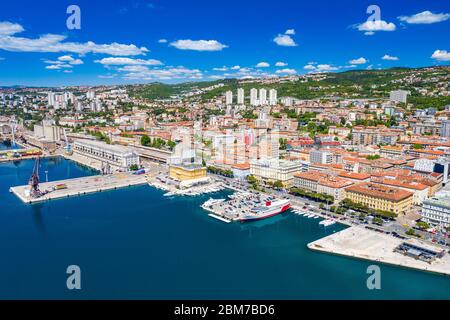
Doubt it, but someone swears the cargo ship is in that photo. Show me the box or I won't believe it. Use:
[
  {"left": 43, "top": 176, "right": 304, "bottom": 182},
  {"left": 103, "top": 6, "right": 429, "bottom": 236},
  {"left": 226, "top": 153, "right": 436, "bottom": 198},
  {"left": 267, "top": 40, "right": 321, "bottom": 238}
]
[{"left": 239, "top": 199, "right": 291, "bottom": 222}]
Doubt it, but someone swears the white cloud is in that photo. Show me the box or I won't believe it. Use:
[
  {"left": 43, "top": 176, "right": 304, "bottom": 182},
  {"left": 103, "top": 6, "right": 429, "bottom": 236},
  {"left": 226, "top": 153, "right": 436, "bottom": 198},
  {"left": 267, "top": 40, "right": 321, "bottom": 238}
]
[
  {"left": 356, "top": 20, "right": 396, "bottom": 33},
  {"left": 344, "top": 65, "right": 357, "bottom": 68},
  {"left": 382, "top": 54, "right": 399, "bottom": 61},
  {"left": 169, "top": 39, "right": 228, "bottom": 51},
  {"left": 275, "top": 68, "right": 297, "bottom": 75},
  {"left": 0, "top": 21, "right": 24, "bottom": 36},
  {"left": 349, "top": 57, "right": 367, "bottom": 65},
  {"left": 285, "top": 29, "right": 296, "bottom": 35},
  {"left": 275, "top": 61, "right": 288, "bottom": 67},
  {"left": 231, "top": 65, "right": 241, "bottom": 70},
  {"left": 398, "top": 11, "right": 450, "bottom": 24},
  {"left": 0, "top": 21, "right": 148, "bottom": 56},
  {"left": 256, "top": 62, "right": 270, "bottom": 68},
  {"left": 273, "top": 34, "right": 297, "bottom": 47},
  {"left": 366, "top": 64, "right": 374, "bottom": 70},
  {"left": 63, "top": 70, "right": 73, "bottom": 73},
  {"left": 431, "top": 50, "right": 450, "bottom": 61},
  {"left": 158, "top": 39, "right": 168, "bottom": 43},
  {"left": 213, "top": 66, "right": 228, "bottom": 71},
  {"left": 304, "top": 63, "right": 339, "bottom": 72},
  {"left": 95, "top": 57, "right": 163, "bottom": 66},
  {"left": 114, "top": 64, "right": 204, "bottom": 81},
  {"left": 57, "top": 55, "right": 84, "bottom": 65},
  {"left": 45, "top": 63, "right": 72, "bottom": 70}
]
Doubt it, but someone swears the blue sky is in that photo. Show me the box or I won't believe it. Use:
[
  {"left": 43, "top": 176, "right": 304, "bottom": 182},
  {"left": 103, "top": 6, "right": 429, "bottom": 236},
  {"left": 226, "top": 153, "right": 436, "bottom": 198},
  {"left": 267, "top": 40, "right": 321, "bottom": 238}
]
[{"left": 0, "top": 0, "right": 449, "bottom": 86}]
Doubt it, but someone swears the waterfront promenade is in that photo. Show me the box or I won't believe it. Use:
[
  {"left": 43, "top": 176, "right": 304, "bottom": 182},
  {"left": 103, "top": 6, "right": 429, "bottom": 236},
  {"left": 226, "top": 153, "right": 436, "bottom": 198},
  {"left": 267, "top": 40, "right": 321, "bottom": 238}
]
[
  {"left": 10, "top": 173, "right": 148, "bottom": 204},
  {"left": 308, "top": 226, "right": 450, "bottom": 277}
]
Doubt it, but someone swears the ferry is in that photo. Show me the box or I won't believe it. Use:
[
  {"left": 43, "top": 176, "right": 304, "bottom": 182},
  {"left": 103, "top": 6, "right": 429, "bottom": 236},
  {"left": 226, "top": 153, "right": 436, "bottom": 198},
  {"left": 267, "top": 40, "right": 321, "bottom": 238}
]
[{"left": 239, "top": 199, "right": 291, "bottom": 222}]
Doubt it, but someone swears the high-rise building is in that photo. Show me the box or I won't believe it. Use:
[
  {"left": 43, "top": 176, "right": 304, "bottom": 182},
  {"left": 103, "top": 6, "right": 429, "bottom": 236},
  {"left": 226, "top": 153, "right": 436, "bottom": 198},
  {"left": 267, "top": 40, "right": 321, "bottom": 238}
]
[
  {"left": 310, "top": 150, "right": 333, "bottom": 164},
  {"left": 390, "top": 90, "right": 409, "bottom": 104},
  {"left": 269, "top": 89, "right": 277, "bottom": 106},
  {"left": 86, "top": 91, "right": 96, "bottom": 100},
  {"left": 250, "top": 88, "right": 259, "bottom": 106},
  {"left": 237, "top": 88, "right": 245, "bottom": 105},
  {"left": 259, "top": 89, "right": 267, "bottom": 105},
  {"left": 225, "top": 91, "right": 233, "bottom": 105},
  {"left": 47, "top": 92, "right": 56, "bottom": 107},
  {"left": 441, "top": 120, "right": 450, "bottom": 138}
]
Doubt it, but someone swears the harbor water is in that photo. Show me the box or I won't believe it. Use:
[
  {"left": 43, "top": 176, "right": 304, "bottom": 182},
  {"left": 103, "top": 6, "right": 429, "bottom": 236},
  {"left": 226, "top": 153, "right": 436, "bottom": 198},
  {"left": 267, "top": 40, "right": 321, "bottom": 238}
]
[{"left": 1, "top": 157, "right": 450, "bottom": 299}]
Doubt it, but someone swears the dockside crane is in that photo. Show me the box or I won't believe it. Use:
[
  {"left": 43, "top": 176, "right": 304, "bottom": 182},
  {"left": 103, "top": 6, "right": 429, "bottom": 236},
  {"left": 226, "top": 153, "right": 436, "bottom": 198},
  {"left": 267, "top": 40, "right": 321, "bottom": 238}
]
[{"left": 29, "top": 157, "right": 42, "bottom": 198}]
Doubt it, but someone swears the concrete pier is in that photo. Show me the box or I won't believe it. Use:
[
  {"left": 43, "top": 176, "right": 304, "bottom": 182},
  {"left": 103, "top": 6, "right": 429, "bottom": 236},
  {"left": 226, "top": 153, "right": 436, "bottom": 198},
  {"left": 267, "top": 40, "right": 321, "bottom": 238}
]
[
  {"left": 10, "top": 173, "right": 148, "bottom": 204},
  {"left": 308, "top": 226, "right": 450, "bottom": 277}
]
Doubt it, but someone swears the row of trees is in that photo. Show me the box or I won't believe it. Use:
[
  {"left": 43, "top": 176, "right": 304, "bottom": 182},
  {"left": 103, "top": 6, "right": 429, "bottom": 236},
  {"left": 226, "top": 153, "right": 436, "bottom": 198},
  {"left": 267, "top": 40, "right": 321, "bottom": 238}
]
[
  {"left": 207, "top": 166, "right": 234, "bottom": 178},
  {"left": 140, "top": 135, "right": 176, "bottom": 150},
  {"left": 289, "top": 187, "right": 334, "bottom": 203}
]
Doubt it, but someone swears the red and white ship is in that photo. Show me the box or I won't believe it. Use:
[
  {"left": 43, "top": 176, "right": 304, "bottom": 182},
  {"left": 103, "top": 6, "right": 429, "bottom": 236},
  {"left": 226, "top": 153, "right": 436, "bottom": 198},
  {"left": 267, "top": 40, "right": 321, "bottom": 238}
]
[{"left": 239, "top": 199, "right": 291, "bottom": 222}]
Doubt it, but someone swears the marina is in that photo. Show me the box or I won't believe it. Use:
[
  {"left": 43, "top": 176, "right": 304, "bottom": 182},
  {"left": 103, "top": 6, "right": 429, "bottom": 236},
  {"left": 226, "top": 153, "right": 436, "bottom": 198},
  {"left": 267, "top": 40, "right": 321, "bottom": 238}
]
[{"left": 200, "top": 192, "right": 291, "bottom": 222}]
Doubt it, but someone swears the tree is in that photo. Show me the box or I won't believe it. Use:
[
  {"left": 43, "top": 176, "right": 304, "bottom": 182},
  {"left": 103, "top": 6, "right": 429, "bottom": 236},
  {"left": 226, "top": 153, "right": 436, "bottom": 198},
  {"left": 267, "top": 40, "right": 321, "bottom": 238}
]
[
  {"left": 141, "top": 134, "right": 151, "bottom": 146},
  {"left": 416, "top": 221, "right": 430, "bottom": 230},
  {"left": 273, "top": 180, "right": 284, "bottom": 189},
  {"left": 129, "top": 164, "right": 139, "bottom": 171}
]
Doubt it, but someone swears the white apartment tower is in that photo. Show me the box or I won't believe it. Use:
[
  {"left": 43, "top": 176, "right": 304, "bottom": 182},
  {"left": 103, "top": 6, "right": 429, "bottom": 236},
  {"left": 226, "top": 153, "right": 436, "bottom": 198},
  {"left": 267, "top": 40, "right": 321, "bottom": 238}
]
[
  {"left": 269, "top": 89, "right": 278, "bottom": 106},
  {"left": 259, "top": 89, "right": 267, "bottom": 105},
  {"left": 250, "top": 88, "right": 259, "bottom": 106},
  {"left": 237, "top": 88, "right": 245, "bottom": 105},
  {"left": 225, "top": 91, "right": 233, "bottom": 105}
]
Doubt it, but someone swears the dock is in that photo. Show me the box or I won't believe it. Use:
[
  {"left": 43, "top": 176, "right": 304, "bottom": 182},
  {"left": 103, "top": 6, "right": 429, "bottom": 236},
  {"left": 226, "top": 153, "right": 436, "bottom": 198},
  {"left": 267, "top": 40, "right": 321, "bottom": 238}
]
[
  {"left": 308, "top": 226, "right": 450, "bottom": 277},
  {"left": 10, "top": 173, "right": 148, "bottom": 204}
]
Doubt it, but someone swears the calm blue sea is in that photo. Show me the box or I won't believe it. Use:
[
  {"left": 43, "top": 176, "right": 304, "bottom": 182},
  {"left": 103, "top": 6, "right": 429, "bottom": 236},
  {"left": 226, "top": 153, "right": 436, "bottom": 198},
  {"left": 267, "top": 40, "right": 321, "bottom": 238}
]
[
  {"left": 0, "top": 157, "right": 449, "bottom": 299},
  {"left": 0, "top": 141, "right": 22, "bottom": 151}
]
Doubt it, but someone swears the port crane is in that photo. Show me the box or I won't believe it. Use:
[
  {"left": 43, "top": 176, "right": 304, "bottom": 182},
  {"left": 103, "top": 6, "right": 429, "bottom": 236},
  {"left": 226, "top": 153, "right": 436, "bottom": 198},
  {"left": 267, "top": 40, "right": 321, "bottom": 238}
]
[{"left": 29, "top": 157, "right": 42, "bottom": 198}]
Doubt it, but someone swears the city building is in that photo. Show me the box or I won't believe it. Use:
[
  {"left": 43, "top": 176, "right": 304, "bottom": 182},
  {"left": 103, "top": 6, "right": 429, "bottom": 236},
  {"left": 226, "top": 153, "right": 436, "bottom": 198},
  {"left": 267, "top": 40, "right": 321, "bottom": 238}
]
[
  {"left": 250, "top": 88, "right": 258, "bottom": 106},
  {"left": 344, "top": 183, "right": 413, "bottom": 216},
  {"left": 237, "top": 88, "right": 245, "bottom": 105},
  {"left": 390, "top": 90, "right": 409, "bottom": 104},
  {"left": 310, "top": 149, "right": 333, "bottom": 164},
  {"left": 269, "top": 89, "right": 278, "bottom": 106},
  {"left": 73, "top": 140, "right": 140, "bottom": 172},
  {"left": 441, "top": 120, "right": 450, "bottom": 138},
  {"left": 225, "top": 91, "right": 233, "bottom": 105},
  {"left": 422, "top": 191, "right": 450, "bottom": 230},
  {"left": 293, "top": 171, "right": 328, "bottom": 192},
  {"left": 259, "top": 89, "right": 267, "bottom": 105},
  {"left": 169, "top": 163, "right": 207, "bottom": 182},
  {"left": 250, "top": 158, "right": 302, "bottom": 187}
]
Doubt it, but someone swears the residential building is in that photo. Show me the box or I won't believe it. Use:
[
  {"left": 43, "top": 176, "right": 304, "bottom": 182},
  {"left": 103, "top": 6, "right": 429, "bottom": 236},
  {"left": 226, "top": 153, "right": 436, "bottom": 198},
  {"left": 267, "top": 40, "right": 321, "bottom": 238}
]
[
  {"left": 344, "top": 183, "right": 413, "bottom": 215},
  {"left": 237, "top": 88, "right": 245, "bottom": 105},
  {"left": 250, "top": 159, "right": 302, "bottom": 187},
  {"left": 390, "top": 90, "right": 409, "bottom": 104},
  {"left": 225, "top": 91, "right": 233, "bottom": 105}
]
